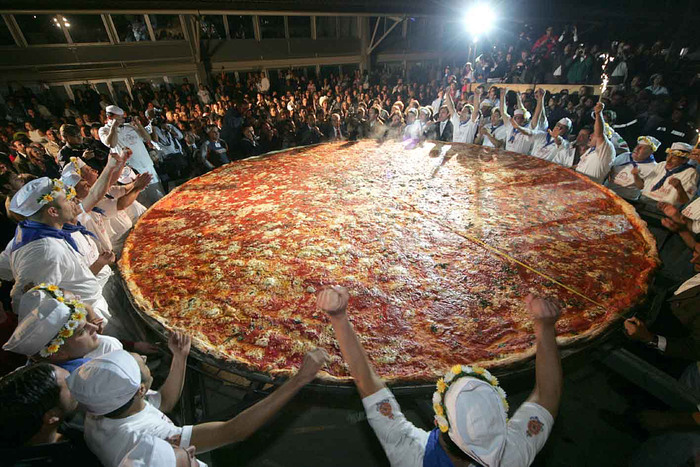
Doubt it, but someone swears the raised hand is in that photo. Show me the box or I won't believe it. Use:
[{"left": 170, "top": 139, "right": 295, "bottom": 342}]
[
  {"left": 317, "top": 286, "right": 349, "bottom": 317},
  {"left": 631, "top": 166, "right": 640, "bottom": 176},
  {"left": 668, "top": 177, "right": 682, "bottom": 190},
  {"left": 525, "top": 294, "right": 562, "bottom": 327},
  {"left": 297, "top": 348, "right": 330, "bottom": 383},
  {"left": 133, "top": 172, "right": 153, "bottom": 191},
  {"left": 168, "top": 331, "right": 192, "bottom": 359},
  {"left": 594, "top": 102, "right": 605, "bottom": 115}
]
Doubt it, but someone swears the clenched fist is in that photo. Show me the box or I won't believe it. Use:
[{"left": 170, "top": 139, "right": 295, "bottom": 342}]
[{"left": 317, "top": 286, "right": 349, "bottom": 317}]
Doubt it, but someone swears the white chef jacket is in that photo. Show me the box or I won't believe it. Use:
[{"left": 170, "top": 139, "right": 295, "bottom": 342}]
[
  {"left": 451, "top": 115, "right": 479, "bottom": 144},
  {"left": 0, "top": 237, "right": 109, "bottom": 320},
  {"left": 576, "top": 138, "right": 614, "bottom": 184},
  {"left": 481, "top": 123, "right": 508, "bottom": 148},
  {"left": 530, "top": 131, "right": 570, "bottom": 163},
  {"left": 99, "top": 122, "right": 159, "bottom": 184},
  {"left": 605, "top": 153, "right": 657, "bottom": 200},
  {"left": 504, "top": 122, "right": 533, "bottom": 155},
  {"left": 681, "top": 198, "right": 700, "bottom": 234},
  {"left": 641, "top": 162, "right": 698, "bottom": 206},
  {"left": 85, "top": 392, "right": 201, "bottom": 467},
  {"left": 96, "top": 186, "right": 135, "bottom": 255}
]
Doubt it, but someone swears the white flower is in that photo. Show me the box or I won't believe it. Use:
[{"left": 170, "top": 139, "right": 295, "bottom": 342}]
[
  {"left": 65, "top": 320, "right": 80, "bottom": 331},
  {"left": 444, "top": 371, "right": 455, "bottom": 383},
  {"left": 482, "top": 369, "right": 493, "bottom": 380},
  {"left": 435, "top": 415, "right": 449, "bottom": 431},
  {"left": 461, "top": 365, "right": 472, "bottom": 373},
  {"left": 432, "top": 391, "right": 441, "bottom": 405},
  {"left": 49, "top": 338, "right": 64, "bottom": 348},
  {"left": 39, "top": 348, "right": 52, "bottom": 358}
]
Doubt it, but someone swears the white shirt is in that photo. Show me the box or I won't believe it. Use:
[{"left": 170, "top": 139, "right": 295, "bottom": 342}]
[
  {"left": 576, "top": 139, "right": 614, "bottom": 184},
  {"left": 197, "top": 89, "right": 211, "bottom": 105},
  {"left": 99, "top": 122, "right": 159, "bottom": 185},
  {"left": 682, "top": 198, "right": 700, "bottom": 234},
  {"left": 258, "top": 77, "right": 270, "bottom": 93},
  {"left": 71, "top": 229, "right": 113, "bottom": 289},
  {"left": 78, "top": 210, "right": 113, "bottom": 253},
  {"left": 430, "top": 97, "right": 443, "bottom": 116},
  {"left": 2, "top": 237, "right": 109, "bottom": 320},
  {"left": 481, "top": 122, "right": 508, "bottom": 148},
  {"left": 86, "top": 335, "right": 124, "bottom": 358},
  {"left": 504, "top": 122, "right": 533, "bottom": 155},
  {"left": 145, "top": 124, "right": 183, "bottom": 157},
  {"left": 85, "top": 393, "right": 198, "bottom": 467},
  {"left": 97, "top": 186, "right": 134, "bottom": 255},
  {"left": 530, "top": 131, "right": 570, "bottom": 163},
  {"left": 451, "top": 115, "right": 479, "bottom": 144},
  {"left": 641, "top": 162, "right": 698, "bottom": 206},
  {"left": 605, "top": 153, "right": 657, "bottom": 200}
]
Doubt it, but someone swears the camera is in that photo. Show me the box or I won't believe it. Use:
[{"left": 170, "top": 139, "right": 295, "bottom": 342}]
[{"left": 150, "top": 108, "right": 165, "bottom": 127}]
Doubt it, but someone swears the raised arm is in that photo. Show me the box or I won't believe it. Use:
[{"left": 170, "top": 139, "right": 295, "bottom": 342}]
[
  {"left": 445, "top": 89, "right": 457, "bottom": 118},
  {"left": 158, "top": 332, "right": 191, "bottom": 413},
  {"left": 592, "top": 101, "right": 606, "bottom": 146},
  {"left": 500, "top": 87, "right": 510, "bottom": 120},
  {"left": 531, "top": 88, "right": 546, "bottom": 129},
  {"left": 81, "top": 149, "right": 130, "bottom": 212},
  {"left": 189, "top": 348, "right": 328, "bottom": 453},
  {"left": 525, "top": 294, "right": 563, "bottom": 418},
  {"left": 472, "top": 87, "right": 482, "bottom": 123},
  {"left": 318, "top": 286, "right": 385, "bottom": 398},
  {"left": 509, "top": 116, "right": 534, "bottom": 137}
]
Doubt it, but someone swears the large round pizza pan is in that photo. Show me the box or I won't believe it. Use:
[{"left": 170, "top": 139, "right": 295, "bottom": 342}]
[{"left": 119, "top": 140, "right": 659, "bottom": 390}]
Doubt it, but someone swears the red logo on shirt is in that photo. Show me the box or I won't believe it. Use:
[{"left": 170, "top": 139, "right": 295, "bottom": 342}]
[
  {"left": 526, "top": 416, "right": 544, "bottom": 437},
  {"left": 377, "top": 400, "right": 394, "bottom": 419}
]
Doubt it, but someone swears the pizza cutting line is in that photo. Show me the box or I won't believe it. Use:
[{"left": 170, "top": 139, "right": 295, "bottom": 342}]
[{"left": 384, "top": 194, "right": 606, "bottom": 310}]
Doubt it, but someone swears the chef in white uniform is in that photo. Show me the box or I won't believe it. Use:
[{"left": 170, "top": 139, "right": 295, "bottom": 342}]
[
  {"left": 641, "top": 142, "right": 698, "bottom": 207},
  {"left": 99, "top": 106, "right": 163, "bottom": 207},
  {"left": 575, "top": 102, "right": 614, "bottom": 184},
  {"left": 605, "top": 136, "right": 660, "bottom": 200},
  {"left": 446, "top": 87, "right": 481, "bottom": 144}
]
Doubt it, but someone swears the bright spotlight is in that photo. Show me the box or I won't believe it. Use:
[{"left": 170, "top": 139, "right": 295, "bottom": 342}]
[{"left": 464, "top": 3, "right": 496, "bottom": 39}]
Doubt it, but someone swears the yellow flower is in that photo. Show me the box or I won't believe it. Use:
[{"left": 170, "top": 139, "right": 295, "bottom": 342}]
[
  {"left": 47, "top": 344, "right": 60, "bottom": 354},
  {"left": 451, "top": 364, "right": 462, "bottom": 375},
  {"left": 490, "top": 376, "right": 499, "bottom": 386},
  {"left": 47, "top": 285, "right": 59, "bottom": 292},
  {"left": 58, "top": 328, "right": 73, "bottom": 338},
  {"left": 72, "top": 310, "right": 86, "bottom": 321},
  {"left": 436, "top": 378, "right": 447, "bottom": 393},
  {"left": 56, "top": 296, "right": 65, "bottom": 302},
  {"left": 473, "top": 366, "right": 485, "bottom": 375},
  {"left": 433, "top": 404, "right": 444, "bottom": 417}
]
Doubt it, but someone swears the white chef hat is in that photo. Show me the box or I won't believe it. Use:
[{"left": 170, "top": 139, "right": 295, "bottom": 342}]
[
  {"left": 3, "top": 288, "right": 75, "bottom": 357},
  {"left": 61, "top": 157, "right": 87, "bottom": 186},
  {"left": 119, "top": 435, "right": 177, "bottom": 467},
  {"left": 513, "top": 109, "right": 525, "bottom": 117},
  {"left": 118, "top": 166, "right": 138, "bottom": 184},
  {"left": 419, "top": 106, "right": 431, "bottom": 116},
  {"left": 637, "top": 136, "right": 661, "bottom": 152},
  {"left": 106, "top": 105, "right": 125, "bottom": 116},
  {"left": 668, "top": 142, "right": 693, "bottom": 154},
  {"left": 319, "top": 96, "right": 328, "bottom": 107},
  {"left": 444, "top": 377, "right": 508, "bottom": 467},
  {"left": 557, "top": 117, "right": 572, "bottom": 129},
  {"left": 9, "top": 177, "right": 65, "bottom": 217},
  {"left": 67, "top": 349, "right": 142, "bottom": 415}
]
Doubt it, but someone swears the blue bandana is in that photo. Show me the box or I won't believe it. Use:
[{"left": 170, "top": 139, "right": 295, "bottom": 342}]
[
  {"left": 423, "top": 429, "right": 456, "bottom": 467},
  {"left": 56, "top": 357, "right": 92, "bottom": 373},
  {"left": 11, "top": 220, "right": 81, "bottom": 253},
  {"left": 62, "top": 222, "right": 98, "bottom": 240},
  {"left": 92, "top": 206, "right": 106, "bottom": 215}
]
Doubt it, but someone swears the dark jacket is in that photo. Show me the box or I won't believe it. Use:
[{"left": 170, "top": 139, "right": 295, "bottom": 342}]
[{"left": 665, "top": 284, "right": 700, "bottom": 361}]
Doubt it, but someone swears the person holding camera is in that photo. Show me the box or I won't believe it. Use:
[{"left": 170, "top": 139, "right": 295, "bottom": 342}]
[
  {"left": 145, "top": 108, "right": 189, "bottom": 192},
  {"left": 98, "top": 106, "right": 163, "bottom": 207}
]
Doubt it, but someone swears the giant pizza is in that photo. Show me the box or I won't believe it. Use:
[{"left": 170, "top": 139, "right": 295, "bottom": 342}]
[{"left": 119, "top": 141, "right": 658, "bottom": 383}]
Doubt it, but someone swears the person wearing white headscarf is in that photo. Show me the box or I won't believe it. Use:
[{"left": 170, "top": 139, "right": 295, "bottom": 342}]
[
  {"left": 68, "top": 345, "right": 329, "bottom": 467},
  {"left": 3, "top": 285, "right": 122, "bottom": 373},
  {"left": 318, "top": 286, "right": 563, "bottom": 467},
  {"left": 574, "top": 102, "right": 614, "bottom": 184},
  {"left": 605, "top": 136, "right": 660, "bottom": 201},
  {"left": 0, "top": 151, "right": 127, "bottom": 315},
  {"left": 640, "top": 142, "right": 698, "bottom": 207}
]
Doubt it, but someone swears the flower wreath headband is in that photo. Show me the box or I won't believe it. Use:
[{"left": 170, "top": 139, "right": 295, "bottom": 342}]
[
  {"left": 665, "top": 148, "right": 690, "bottom": 159},
  {"left": 432, "top": 364, "right": 509, "bottom": 433},
  {"left": 37, "top": 179, "right": 77, "bottom": 206},
  {"left": 69, "top": 157, "right": 82, "bottom": 177},
  {"left": 30, "top": 284, "right": 87, "bottom": 358}
]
